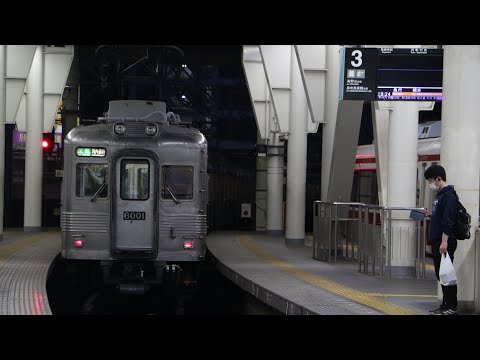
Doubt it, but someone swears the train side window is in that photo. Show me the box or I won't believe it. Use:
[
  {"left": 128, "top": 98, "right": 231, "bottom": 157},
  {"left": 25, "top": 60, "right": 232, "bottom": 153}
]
[
  {"left": 76, "top": 163, "right": 109, "bottom": 198},
  {"left": 161, "top": 166, "right": 193, "bottom": 201},
  {"left": 120, "top": 160, "right": 150, "bottom": 200}
]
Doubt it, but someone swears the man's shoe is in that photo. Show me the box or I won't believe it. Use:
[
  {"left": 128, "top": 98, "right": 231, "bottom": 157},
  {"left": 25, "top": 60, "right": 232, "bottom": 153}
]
[
  {"left": 431, "top": 306, "right": 457, "bottom": 315},
  {"left": 429, "top": 305, "right": 445, "bottom": 313}
]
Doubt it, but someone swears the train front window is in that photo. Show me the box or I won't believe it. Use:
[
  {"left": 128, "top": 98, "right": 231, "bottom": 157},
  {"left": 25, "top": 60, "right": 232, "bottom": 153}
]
[
  {"left": 76, "top": 163, "right": 109, "bottom": 198},
  {"left": 161, "top": 166, "right": 193, "bottom": 201},
  {"left": 121, "top": 160, "right": 150, "bottom": 200}
]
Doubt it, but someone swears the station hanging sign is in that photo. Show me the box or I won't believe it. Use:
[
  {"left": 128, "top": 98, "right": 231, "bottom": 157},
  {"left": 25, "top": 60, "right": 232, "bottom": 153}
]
[
  {"left": 340, "top": 47, "right": 378, "bottom": 101},
  {"left": 340, "top": 47, "right": 444, "bottom": 101}
]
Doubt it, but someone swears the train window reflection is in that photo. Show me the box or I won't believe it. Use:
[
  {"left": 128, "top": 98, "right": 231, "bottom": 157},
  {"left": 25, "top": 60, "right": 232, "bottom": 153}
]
[
  {"left": 76, "top": 163, "right": 109, "bottom": 198},
  {"left": 162, "top": 166, "right": 193, "bottom": 200},
  {"left": 121, "top": 160, "right": 150, "bottom": 200}
]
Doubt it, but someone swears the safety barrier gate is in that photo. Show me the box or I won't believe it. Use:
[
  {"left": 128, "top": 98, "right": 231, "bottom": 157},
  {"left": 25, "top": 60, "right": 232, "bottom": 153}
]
[{"left": 313, "top": 201, "right": 427, "bottom": 278}]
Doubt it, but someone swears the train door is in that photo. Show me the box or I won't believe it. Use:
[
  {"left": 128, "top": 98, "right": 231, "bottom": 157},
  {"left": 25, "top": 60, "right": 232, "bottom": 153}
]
[{"left": 113, "top": 156, "right": 157, "bottom": 256}]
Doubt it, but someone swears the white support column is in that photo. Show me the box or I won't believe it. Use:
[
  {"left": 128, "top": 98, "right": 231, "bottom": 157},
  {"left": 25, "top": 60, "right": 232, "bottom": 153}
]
[
  {"left": 267, "top": 132, "right": 284, "bottom": 234},
  {"left": 294, "top": 45, "right": 327, "bottom": 124},
  {"left": 5, "top": 45, "right": 37, "bottom": 127},
  {"left": 371, "top": 102, "right": 390, "bottom": 207},
  {"left": 24, "top": 46, "right": 44, "bottom": 232},
  {"left": 285, "top": 46, "right": 308, "bottom": 245},
  {"left": 43, "top": 45, "right": 74, "bottom": 132},
  {"left": 0, "top": 45, "right": 5, "bottom": 241},
  {"left": 321, "top": 45, "right": 340, "bottom": 201},
  {"left": 441, "top": 45, "right": 480, "bottom": 313},
  {"left": 386, "top": 101, "right": 433, "bottom": 276},
  {"left": 243, "top": 46, "right": 284, "bottom": 233}
]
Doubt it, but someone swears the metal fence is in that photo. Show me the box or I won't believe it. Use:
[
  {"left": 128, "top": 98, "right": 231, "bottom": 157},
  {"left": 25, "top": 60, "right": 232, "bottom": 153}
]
[{"left": 313, "top": 201, "right": 427, "bottom": 279}]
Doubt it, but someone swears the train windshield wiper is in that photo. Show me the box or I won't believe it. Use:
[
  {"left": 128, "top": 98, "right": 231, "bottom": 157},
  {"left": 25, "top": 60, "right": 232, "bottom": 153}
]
[
  {"left": 165, "top": 186, "right": 180, "bottom": 204},
  {"left": 91, "top": 181, "right": 107, "bottom": 202}
]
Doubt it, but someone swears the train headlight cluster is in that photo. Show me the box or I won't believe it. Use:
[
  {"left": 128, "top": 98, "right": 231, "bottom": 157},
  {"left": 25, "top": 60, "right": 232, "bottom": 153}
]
[
  {"left": 145, "top": 124, "right": 157, "bottom": 136},
  {"left": 114, "top": 123, "right": 126, "bottom": 135}
]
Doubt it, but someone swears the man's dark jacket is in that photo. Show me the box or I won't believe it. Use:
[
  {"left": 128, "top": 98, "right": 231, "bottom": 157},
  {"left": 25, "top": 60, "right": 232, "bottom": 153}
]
[{"left": 429, "top": 185, "right": 458, "bottom": 243}]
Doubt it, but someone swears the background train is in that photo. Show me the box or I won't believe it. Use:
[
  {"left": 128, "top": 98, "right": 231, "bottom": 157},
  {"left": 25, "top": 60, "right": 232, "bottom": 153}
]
[
  {"left": 60, "top": 100, "right": 208, "bottom": 293},
  {"left": 352, "top": 120, "right": 441, "bottom": 209}
]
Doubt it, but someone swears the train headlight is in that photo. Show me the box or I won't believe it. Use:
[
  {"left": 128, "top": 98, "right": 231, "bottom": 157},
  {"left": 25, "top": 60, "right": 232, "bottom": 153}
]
[
  {"left": 114, "top": 123, "right": 126, "bottom": 135},
  {"left": 183, "top": 241, "right": 194, "bottom": 249},
  {"left": 145, "top": 124, "right": 157, "bottom": 136}
]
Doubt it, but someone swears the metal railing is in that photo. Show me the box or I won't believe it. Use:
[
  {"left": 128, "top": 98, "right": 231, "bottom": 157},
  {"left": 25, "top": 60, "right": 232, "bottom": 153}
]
[
  {"left": 313, "top": 201, "right": 427, "bottom": 279},
  {"left": 313, "top": 201, "right": 365, "bottom": 263}
]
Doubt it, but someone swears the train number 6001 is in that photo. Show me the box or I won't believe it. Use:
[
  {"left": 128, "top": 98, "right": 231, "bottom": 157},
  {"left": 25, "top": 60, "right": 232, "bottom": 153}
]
[{"left": 123, "top": 211, "right": 146, "bottom": 220}]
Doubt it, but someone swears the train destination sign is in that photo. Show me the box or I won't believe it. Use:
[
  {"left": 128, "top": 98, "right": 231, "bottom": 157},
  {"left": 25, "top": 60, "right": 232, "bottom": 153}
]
[
  {"left": 340, "top": 47, "right": 444, "bottom": 101},
  {"left": 76, "top": 147, "right": 107, "bottom": 157}
]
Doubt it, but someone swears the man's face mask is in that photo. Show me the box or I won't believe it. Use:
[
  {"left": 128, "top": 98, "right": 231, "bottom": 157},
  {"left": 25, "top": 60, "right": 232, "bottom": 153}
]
[{"left": 429, "top": 177, "right": 440, "bottom": 191}]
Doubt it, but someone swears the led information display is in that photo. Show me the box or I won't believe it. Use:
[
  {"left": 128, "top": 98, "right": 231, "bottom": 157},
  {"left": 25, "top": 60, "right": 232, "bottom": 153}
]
[
  {"left": 341, "top": 47, "right": 444, "bottom": 101},
  {"left": 376, "top": 48, "right": 443, "bottom": 101}
]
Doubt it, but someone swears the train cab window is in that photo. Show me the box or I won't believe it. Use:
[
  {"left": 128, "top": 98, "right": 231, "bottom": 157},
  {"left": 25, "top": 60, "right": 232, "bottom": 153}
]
[
  {"left": 121, "top": 160, "right": 149, "bottom": 200},
  {"left": 161, "top": 166, "right": 193, "bottom": 201},
  {"left": 76, "top": 163, "right": 109, "bottom": 198}
]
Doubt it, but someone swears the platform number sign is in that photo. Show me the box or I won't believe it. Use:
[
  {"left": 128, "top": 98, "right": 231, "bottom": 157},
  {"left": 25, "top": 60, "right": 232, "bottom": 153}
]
[
  {"left": 340, "top": 47, "right": 444, "bottom": 101},
  {"left": 340, "top": 47, "right": 378, "bottom": 101}
]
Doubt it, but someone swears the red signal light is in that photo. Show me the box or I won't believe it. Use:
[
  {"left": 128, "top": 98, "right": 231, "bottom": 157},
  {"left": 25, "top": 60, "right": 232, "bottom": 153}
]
[{"left": 42, "top": 133, "right": 55, "bottom": 151}]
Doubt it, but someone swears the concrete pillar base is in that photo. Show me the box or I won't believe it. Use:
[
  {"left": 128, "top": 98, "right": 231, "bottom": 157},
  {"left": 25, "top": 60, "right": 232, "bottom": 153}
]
[
  {"left": 24, "top": 226, "right": 41, "bottom": 232},
  {"left": 388, "top": 265, "right": 416, "bottom": 278},
  {"left": 285, "top": 238, "right": 304, "bottom": 246},
  {"left": 267, "top": 230, "right": 283, "bottom": 236},
  {"left": 458, "top": 301, "right": 476, "bottom": 314}
]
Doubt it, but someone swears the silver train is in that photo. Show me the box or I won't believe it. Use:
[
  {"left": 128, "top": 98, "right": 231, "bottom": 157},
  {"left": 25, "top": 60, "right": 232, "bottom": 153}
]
[{"left": 60, "top": 100, "right": 208, "bottom": 293}]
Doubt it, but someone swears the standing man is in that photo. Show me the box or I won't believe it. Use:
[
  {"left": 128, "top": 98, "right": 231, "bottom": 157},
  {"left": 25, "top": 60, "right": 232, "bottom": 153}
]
[{"left": 423, "top": 164, "right": 458, "bottom": 315}]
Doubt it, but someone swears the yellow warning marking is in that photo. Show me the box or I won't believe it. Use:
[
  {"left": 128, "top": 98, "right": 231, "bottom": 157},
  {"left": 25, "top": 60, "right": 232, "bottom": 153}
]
[
  {"left": 365, "top": 293, "right": 437, "bottom": 298},
  {"left": 237, "top": 233, "right": 419, "bottom": 315},
  {"left": 425, "top": 263, "right": 435, "bottom": 271},
  {"left": 0, "top": 231, "right": 57, "bottom": 262}
]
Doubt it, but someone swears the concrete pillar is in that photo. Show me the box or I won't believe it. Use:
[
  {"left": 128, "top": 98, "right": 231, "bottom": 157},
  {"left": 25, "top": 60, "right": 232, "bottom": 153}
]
[
  {"left": 285, "top": 46, "right": 308, "bottom": 245},
  {"left": 321, "top": 45, "right": 340, "bottom": 201},
  {"left": 24, "top": 46, "right": 44, "bottom": 232},
  {"left": 441, "top": 45, "right": 480, "bottom": 313},
  {"left": 267, "top": 132, "right": 283, "bottom": 234},
  {"left": 386, "top": 101, "right": 421, "bottom": 276},
  {"left": 0, "top": 45, "right": 5, "bottom": 240}
]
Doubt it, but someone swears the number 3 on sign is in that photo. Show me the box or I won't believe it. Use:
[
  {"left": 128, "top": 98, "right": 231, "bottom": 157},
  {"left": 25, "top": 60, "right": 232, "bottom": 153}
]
[{"left": 350, "top": 50, "right": 363, "bottom": 67}]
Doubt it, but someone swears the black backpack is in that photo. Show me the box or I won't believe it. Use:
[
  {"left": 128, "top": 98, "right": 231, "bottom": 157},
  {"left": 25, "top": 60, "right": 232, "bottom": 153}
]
[{"left": 453, "top": 191, "right": 472, "bottom": 240}]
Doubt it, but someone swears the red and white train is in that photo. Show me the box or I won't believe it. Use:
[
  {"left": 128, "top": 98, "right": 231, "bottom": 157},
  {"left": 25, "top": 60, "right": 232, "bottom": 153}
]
[{"left": 352, "top": 121, "right": 441, "bottom": 208}]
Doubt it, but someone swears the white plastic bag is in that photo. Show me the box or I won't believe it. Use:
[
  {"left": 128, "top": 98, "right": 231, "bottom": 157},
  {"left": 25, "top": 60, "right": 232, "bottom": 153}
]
[{"left": 439, "top": 252, "right": 457, "bottom": 286}]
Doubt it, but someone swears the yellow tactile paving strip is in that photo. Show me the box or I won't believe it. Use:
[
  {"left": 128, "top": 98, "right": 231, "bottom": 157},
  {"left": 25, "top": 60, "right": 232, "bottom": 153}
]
[
  {"left": 237, "top": 233, "right": 420, "bottom": 315},
  {"left": 0, "top": 231, "right": 60, "bottom": 315},
  {"left": 0, "top": 232, "right": 56, "bottom": 261}
]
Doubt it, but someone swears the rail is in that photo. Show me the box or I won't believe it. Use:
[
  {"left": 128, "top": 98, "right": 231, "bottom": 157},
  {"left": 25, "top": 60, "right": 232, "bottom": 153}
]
[{"left": 313, "top": 201, "right": 427, "bottom": 279}]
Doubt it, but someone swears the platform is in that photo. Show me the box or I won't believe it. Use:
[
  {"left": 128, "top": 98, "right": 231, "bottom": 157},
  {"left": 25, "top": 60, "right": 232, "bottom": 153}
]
[
  {"left": 206, "top": 231, "right": 439, "bottom": 315},
  {"left": 0, "top": 230, "right": 60, "bottom": 315}
]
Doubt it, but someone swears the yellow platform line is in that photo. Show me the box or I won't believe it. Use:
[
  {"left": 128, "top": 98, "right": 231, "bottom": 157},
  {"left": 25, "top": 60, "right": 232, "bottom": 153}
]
[
  {"left": 365, "top": 293, "right": 437, "bottom": 298},
  {"left": 425, "top": 263, "right": 435, "bottom": 271},
  {"left": 0, "top": 232, "right": 57, "bottom": 262},
  {"left": 237, "top": 233, "right": 418, "bottom": 315}
]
